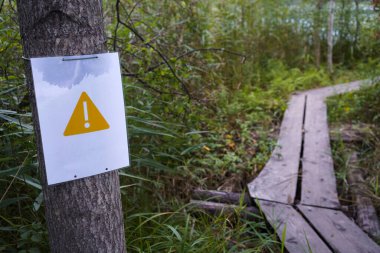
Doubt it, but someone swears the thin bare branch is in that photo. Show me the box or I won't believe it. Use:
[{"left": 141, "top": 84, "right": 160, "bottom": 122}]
[
  {"left": 120, "top": 63, "right": 184, "bottom": 96},
  {"left": 115, "top": 1, "right": 191, "bottom": 99},
  {"left": 124, "top": 47, "right": 247, "bottom": 77}
]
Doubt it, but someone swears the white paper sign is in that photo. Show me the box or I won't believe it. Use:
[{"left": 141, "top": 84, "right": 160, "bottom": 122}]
[{"left": 31, "top": 53, "right": 130, "bottom": 185}]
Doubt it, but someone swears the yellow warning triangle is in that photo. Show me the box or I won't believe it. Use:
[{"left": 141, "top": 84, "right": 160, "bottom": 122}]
[{"left": 64, "top": 92, "right": 110, "bottom": 136}]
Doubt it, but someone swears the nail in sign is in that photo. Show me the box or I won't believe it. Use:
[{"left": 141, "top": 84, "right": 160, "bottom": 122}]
[{"left": 31, "top": 53, "right": 130, "bottom": 185}]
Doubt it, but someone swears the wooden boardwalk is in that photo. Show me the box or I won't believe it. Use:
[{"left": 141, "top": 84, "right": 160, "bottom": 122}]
[
  {"left": 248, "top": 94, "right": 305, "bottom": 204},
  {"left": 248, "top": 79, "right": 380, "bottom": 253}
]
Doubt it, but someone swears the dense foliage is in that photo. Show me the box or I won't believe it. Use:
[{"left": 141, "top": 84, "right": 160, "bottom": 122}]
[{"left": 1, "top": 0, "right": 379, "bottom": 252}]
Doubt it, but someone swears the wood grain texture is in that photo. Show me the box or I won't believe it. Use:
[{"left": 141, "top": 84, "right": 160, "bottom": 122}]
[
  {"left": 302, "top": 78, "right": 376, "bottom": 98},
  {"left": 17, "top": 1, "right": 126, "bottom": 252},
  {"left": 248, "top": 94, "right": 305, "bottom": 204},
  {"left": 190, "top": 200, "right": 259, "bottom": 218},
  {"left": 259, "top": 200, "right": 331, "bottom": 253},
  {"left": 301, "top": 94, "right": 340, "bottom": 208},
  {"left": 298, "top": 205, "right": 380, "bottom": 253}
]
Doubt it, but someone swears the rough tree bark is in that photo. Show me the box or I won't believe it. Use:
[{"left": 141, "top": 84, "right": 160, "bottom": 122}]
[
  {"left": 327, "top": 0, "right": 335, "bottom": 74},
  {"left": 16, "top": 1, "right": 126, "bottom": 252}
]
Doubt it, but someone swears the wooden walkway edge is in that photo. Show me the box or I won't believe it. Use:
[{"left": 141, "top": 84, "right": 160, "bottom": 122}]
[
  {"left": 298, "top": 205, "right": 380, "bottom": 253},
  {"left": 248, "top": 79, "right": 380, "bottom": 253},
  {"left": 301, "top": 94, "right": 340, "bottom": 208},
  {"left": 260, "top": 200, "right": 332, "bottom": 253},
  {"left": 248, "top": 94, "right": 305, "bottom": 204}
]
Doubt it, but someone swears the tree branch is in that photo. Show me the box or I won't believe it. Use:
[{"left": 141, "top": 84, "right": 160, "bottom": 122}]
[
  {"left": 115, "top": 1, "right": 191, "bottom": 99},
  {"left": 120, "top": 63, "right": 184, "bottom": 96},
  {"left": 121, "top": 47, "right": 247, "bottom": 79}
]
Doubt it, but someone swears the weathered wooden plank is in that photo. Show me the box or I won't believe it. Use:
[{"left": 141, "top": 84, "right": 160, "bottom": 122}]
[
  {"left": 347, "top": 152, "right": 380, "bottom": 240},
  {"left": 189, "top": 200, "right": 259, "bottom": 219},
  {"left": 330, "top": 123, "right": 374, "bottom": 143},
  {"left": 298, "top": 205, "right": 380, "bottom": 253},
  {"left": 248, "top": 94, "right": 305, "bottom": 204},
  {"left": 301, "top": 94, "right": 340, "bottom": 208},
  {"left": 259, "top": 200, "right": 332, "bottom": 253},
  {"left": 303, "top": 79, "right": 374, "bottom": 98},
  {"left": 192, "top": 189, "right": 252, "bottom": 206}
]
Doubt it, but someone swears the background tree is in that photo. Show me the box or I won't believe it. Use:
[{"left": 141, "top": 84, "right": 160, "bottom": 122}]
[
  {"left": 313, "top": 0, "right": 324, "bottom": 68},
  {"left": 327, "top": 0, "right": 335, "bottom": 74}
]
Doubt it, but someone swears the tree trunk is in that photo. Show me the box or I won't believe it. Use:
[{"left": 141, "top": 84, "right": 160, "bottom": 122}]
[
  {"left": 313, "top": 0, "right": 324, "bottom": 68},
  {"left": 327, "top": 0, "right": 335, "bottom": 74},
  {"left": 16, "top": 1, "right": 126, "bottom": 252},
  {"left": 353, "top": 0, "right": 360, "bottom": 59}
]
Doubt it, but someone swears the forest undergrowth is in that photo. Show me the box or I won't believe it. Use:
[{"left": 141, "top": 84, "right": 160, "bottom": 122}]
[{"left": 1, "top": 0, "right": 379, "bottom": 252}]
